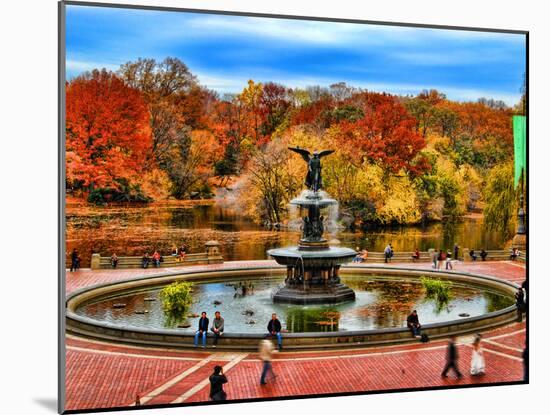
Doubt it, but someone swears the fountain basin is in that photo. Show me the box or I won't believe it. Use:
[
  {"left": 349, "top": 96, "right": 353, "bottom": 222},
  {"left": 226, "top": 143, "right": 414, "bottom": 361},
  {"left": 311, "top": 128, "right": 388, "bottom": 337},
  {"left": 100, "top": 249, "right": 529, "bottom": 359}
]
[
  {"left": 66, "top": 263, "right": 518, "bottom": 350},
  {"left": 267, "top": 246, "right": 356, "bottom": 267}
]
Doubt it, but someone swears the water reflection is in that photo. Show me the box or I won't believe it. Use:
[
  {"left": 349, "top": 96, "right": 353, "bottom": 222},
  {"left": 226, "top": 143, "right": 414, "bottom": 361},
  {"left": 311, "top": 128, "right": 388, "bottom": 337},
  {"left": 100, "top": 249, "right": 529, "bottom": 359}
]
[
  {"left": 66, "top": 201, "right": 508, "bottom": 267},
  {"left": 75, "top": 276, "right": 514, "bottom": 333}
]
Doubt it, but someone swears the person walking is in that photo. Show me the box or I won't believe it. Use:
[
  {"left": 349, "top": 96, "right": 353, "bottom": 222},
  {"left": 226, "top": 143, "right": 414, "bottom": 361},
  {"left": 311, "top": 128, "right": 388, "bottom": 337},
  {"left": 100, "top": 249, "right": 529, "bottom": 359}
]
[
  {"left": 437, "top": 250, "right": 445, "bottom": 270},
  {"left": 441, "top": 335, "right": 463, "bottom": 379},
  {"left": 209, "top": 365, "right": 227, "bottom": 401},
  {"left": 259, "top": 338, "right": 277, "bottom": 385},
  {"left": 194, "top": 311, "right": 209, "bottom": 348},
  {"left": 267, "top": 313, "right": 283, "bottom": 351},
  {"left": 454, "top": 244, "right": 459, "bottom": 260},
  {"left": 445, "top": 250, "right": 453, "bottom": 270},
  {"left": 515, "top": 286, "right": 526, "bottom": 322},
  {"left": 470, "top": 334, "right": 485, "bottom": 376},
  {"left": 211, "top": 311, "right": 224, "bottom": 348}
]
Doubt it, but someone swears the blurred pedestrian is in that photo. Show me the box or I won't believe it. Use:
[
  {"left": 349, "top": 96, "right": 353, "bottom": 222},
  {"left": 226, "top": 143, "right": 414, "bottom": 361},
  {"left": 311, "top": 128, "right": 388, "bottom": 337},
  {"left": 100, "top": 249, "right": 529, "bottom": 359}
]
[
  {"left": 209, "top": 365, "right": 227, "bottom": 401},
  {"left": 441, "top": 335, "right": 463, "bottom": 378},
  {"left": 259, "top": 338, "right": 277, "bottom": 385},
  {"left": 445, "top": 249, "right": 453, "bottom": 270},
  {"left": 437, "top": 249, "right": 445, "bottom": 270},
  {"left": 454, "top": 244, "right": 459, "bottom": 260},
  {"left": 470, "top": 334, "right": 485, "bottom": 376},
  {"left": 515, "top": 286, "right": 526, "bottom": 322}
]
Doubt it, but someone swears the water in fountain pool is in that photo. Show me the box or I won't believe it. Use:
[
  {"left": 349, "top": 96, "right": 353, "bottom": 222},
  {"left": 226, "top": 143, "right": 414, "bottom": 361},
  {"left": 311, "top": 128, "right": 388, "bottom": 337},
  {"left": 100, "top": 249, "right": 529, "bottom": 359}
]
[{"left": 75, "top": 275, "right": 514, "bottom": 333}]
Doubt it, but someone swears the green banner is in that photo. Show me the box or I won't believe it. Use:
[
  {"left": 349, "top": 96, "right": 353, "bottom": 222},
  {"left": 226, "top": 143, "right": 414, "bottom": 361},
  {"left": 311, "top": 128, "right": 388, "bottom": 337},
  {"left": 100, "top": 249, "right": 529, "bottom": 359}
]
[{"left": 513, "top": 115, "right": 526, "bottom": 187}]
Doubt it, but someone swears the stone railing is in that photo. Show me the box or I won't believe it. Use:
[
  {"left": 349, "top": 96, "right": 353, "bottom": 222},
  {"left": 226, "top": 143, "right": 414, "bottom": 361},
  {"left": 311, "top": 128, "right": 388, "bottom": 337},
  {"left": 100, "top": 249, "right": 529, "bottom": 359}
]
[
  {"left": 462, "top": 248, "right": 525, "bottom": 262},
  {"left": 82, "top": 241, "right": 223, "bottom": 270}
]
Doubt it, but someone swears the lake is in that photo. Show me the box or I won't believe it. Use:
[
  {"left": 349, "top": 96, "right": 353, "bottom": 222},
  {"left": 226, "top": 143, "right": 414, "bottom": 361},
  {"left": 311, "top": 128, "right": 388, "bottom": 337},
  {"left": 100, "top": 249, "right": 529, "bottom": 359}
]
[{"left": 66, "top": 199, "right": 509, "bottom": 267}]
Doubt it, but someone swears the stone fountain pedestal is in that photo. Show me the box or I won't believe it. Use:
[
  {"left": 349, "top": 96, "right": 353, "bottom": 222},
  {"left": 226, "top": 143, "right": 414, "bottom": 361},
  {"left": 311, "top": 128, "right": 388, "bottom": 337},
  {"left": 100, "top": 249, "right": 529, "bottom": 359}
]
[{"left": 268, "top": 190, "right": 356, "bottom": 304}]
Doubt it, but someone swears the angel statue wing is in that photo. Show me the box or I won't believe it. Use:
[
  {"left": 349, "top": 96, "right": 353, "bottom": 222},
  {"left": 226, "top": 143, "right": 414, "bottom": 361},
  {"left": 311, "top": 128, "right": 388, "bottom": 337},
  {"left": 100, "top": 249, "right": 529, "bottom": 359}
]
[
  {"left": 288, "top": 147, "right": 311, "bottom": 163},
  {"left": 317, "top": 150, "right": 335, "bottom": 158}
]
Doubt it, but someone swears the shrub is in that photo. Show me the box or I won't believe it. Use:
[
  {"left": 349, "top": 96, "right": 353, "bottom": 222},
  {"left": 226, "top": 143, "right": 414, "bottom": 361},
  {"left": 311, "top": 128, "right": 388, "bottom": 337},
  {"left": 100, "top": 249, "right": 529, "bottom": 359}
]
[
  {"left": 420, "top": 276, "right": 453, "bottom": 303},
  {"left": 159, "top": 281, "right": 193, "bottom": 315}
]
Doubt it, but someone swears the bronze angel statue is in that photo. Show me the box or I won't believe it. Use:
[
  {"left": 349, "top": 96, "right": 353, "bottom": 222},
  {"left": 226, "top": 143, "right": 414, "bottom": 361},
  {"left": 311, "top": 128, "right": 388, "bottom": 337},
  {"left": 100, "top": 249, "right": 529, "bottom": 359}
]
[{"left": 288, "top": 147, "right": 335, "bottom": 192}]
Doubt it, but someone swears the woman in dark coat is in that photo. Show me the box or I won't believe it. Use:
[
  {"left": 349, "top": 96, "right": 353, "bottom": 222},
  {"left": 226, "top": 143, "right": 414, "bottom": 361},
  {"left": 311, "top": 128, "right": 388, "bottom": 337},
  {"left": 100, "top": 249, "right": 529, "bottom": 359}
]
[{"left": 209, "top": 365, "right": 228, "bottom": 401}]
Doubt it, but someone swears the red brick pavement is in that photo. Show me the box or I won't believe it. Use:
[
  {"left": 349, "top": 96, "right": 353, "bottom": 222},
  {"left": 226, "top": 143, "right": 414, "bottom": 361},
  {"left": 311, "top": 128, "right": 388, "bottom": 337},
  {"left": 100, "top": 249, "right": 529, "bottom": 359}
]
[
  {"left": 64, "top": 261, "right": 527, "bottom": 411},
  {"left": 65, "top": 259, "right": 526, "bottom": 295},
  {"left": 65, "top": 350, "right": 197, "bottom": 410}
]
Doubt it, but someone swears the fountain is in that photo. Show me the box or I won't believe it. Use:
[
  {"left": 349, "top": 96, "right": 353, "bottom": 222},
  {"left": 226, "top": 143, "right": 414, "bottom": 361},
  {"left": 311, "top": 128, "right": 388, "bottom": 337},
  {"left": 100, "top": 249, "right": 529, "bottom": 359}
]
[{"left": 267, "top": 147, "right": 357, "bottom": 304}]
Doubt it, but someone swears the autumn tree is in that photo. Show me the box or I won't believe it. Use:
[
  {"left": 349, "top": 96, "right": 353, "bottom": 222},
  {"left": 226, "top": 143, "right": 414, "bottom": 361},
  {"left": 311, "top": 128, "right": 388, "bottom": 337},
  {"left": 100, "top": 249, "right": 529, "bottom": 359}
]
[
  {"left": 337, "top": 92, "right": 429, "bottom": 176},
  {"left": 483, "top": 161, "right": 517, "bottom": 235},
  {"left": 259, "top": 82, "right": 290, "bottom": 138},
  {"left": 66, "top": 69, "right": 153, "bottom": 200},
  {"left": 119, "top": 57, "right": 219, "bottom": 198},
  {"left": 237, "top": 80, "right": 264, "bottom": 145},
  {"left": 241, "top": 138, "right": 302, "bottom": 225}
]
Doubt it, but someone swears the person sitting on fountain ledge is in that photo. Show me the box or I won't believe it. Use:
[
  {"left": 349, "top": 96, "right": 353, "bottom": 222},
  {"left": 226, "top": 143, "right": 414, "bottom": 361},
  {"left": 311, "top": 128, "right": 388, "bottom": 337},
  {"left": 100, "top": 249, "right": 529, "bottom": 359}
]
[
  {"left": 267, "top": 313, "right": 283, "bottom": 351},
  {"left": 194, "top": 311, "right": 209, "bottom": 348},
  {"left": 141, "top": 253, "right": 150, "bottom": 268},
  {"left": 384, "top": 244, "right": 393, "bottom": 263},
  {"left": 211, "top": 311, "right": 224, "bottom": 348},
  {"left": 407, "top": 310, "right": 422, "bottom": 337}
]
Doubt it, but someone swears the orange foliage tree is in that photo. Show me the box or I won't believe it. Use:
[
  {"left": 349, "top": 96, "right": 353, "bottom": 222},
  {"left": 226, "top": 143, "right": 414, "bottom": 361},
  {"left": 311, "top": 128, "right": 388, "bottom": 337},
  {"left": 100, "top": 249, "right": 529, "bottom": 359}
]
[{"left": 66, "top": 69, "right": 152, "bottom": 192}]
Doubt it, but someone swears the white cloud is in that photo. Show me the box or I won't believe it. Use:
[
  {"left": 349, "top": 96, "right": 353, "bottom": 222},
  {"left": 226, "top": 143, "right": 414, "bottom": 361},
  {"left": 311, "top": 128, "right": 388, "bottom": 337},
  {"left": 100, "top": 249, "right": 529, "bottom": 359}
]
[
  {"left": 195, "top": 69, "right": 521, "bottom": 105},
  {"left": 66, "top": 59, "right": 120, "bottom": 74},
  {"left": 157, "top": 13, "right": 524, "bottom": 51}
]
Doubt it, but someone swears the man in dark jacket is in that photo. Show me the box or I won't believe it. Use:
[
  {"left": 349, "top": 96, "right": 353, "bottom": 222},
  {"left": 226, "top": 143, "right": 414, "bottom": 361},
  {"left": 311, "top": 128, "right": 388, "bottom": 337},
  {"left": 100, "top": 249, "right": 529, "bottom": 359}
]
[
  {"left": 267, "top": 313, "right": 283, "bottom": 351},
  {"left": 515, "top": 287, "right": 526, "bottom": 322},
  {"left": 441, "top": 335, "right": 463, "bottom": 378},
  {"left": 209, "top": 365, "right": 227, "bottom": 401},
  {"left": 406, "top": 310, "right": 421, "bottom": 337},
  {"left": 194, "top": 312, "right": 209, "bottom": 348}
]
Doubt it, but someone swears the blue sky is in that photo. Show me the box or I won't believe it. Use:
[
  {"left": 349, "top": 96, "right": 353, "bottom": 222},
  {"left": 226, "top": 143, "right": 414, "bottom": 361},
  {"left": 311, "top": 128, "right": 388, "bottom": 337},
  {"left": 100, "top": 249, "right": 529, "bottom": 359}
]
[{"left": 66, "top": 5, "right": 526, "bottom": 106}]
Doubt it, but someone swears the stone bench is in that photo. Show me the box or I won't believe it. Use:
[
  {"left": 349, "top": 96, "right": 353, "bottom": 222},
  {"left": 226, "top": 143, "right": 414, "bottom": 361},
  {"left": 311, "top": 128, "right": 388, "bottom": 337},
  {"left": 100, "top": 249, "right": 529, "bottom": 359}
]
[
  {"left": 356, "top": 252, "right": 432, "bottom": 263},
  {"left": 462, "top": 248, "right": 525, "bottom": 262},
  {"left": 67, "top": 241, "right": 224, "bottom": 270}
]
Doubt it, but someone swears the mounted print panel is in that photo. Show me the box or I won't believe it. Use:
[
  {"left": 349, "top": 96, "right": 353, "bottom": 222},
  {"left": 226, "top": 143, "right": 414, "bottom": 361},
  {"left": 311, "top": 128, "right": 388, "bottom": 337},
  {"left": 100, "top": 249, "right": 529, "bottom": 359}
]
[{"left": 59, "top": 1, "right": 528, "bottom": 413}]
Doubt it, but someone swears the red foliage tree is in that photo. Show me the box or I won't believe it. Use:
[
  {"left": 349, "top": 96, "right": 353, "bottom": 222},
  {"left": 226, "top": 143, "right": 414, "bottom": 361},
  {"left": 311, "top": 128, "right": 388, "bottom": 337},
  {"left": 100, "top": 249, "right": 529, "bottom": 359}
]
[
  {"left": 289, "top": 94, "right": 334, "bottom": 128},
  {"left": 337, "top": 92, "right": 429, "bottom": 176},
  {"left": 66, "top": 69, "right": 153, "bottom": 190},
  {"left": 259, "top": 82, "right": 290, "bottom": 139}
]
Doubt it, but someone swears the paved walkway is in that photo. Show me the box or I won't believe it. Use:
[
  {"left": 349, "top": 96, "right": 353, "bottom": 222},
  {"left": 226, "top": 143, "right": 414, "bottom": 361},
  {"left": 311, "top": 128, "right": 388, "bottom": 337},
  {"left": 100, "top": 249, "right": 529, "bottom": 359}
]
[{"left": 64, "top": 260, "right": 527, "bottom": 411}]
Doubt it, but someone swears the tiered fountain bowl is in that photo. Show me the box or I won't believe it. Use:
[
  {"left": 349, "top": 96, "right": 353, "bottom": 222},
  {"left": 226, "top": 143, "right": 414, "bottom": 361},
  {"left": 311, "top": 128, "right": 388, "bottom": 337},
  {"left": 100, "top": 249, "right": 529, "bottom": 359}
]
[{"left": 268, "top": 189, "right": 357, "bottom": 304}]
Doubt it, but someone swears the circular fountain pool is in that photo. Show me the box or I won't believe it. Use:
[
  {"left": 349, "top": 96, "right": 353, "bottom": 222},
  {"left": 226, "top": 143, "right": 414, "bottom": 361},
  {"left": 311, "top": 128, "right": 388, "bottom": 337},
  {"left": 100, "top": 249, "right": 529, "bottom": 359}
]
[
  {"left": 73, "top": 274, "right": 513, "bottom": 333},
  {"left": 66, "top": 265, "right": 518, "bottom": 349}
]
